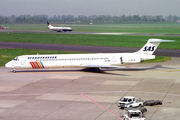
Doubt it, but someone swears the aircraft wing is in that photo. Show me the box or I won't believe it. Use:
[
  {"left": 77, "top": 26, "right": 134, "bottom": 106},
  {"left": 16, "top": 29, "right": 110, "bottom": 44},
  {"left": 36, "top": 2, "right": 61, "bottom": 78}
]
[
  {"left": 80, "top": 64, "right": 126, "bottom": 69},
  {"left": 57, "top": 29, "right": 62, "bottom": 32}
]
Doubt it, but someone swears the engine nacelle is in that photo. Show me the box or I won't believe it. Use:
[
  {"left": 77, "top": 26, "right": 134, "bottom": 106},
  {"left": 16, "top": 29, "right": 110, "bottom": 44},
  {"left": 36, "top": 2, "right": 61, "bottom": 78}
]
[{"left": 122, "top": 56, "right": 141, "bottom": 64}]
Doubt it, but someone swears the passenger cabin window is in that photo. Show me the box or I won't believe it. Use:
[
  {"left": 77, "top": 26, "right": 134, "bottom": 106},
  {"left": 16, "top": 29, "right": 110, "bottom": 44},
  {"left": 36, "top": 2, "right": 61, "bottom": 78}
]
[{"left": 128, "top": 99, "right": 132, "bottom": 102}]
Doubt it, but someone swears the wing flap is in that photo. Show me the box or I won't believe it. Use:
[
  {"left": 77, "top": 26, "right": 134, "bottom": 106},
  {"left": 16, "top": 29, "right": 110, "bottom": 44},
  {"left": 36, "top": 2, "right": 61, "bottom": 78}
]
[{"left": 80, "top": 64, "right": 126, "bottom": 69}]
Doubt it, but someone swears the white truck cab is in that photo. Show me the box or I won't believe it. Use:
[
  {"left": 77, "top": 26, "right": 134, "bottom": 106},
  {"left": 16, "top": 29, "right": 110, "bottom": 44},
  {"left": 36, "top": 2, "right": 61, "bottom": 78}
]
[
  {"left": 123, "top": 107, "right": 147, "bottom": 120},
  {"left": 118, "top": 96, "right": 143, "bottom": 108}
]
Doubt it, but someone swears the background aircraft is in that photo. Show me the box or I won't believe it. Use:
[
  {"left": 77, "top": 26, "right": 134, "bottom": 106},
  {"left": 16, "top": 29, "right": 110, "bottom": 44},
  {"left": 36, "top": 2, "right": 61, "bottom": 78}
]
[
  {"left": 5, "top": 39, "right": 174, "bottom": 73},
  {"left": 47, "top": 21, "right": 73, "bottom": 32},
  {"left": 0, "top": 26, "right": 9, "bottom": 29}
]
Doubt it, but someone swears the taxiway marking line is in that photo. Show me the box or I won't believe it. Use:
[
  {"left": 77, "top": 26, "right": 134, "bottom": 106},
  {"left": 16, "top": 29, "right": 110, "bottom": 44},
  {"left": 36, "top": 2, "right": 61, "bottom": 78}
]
[{"left": 80, "top": 92, "right": 123, "bottom": 120}]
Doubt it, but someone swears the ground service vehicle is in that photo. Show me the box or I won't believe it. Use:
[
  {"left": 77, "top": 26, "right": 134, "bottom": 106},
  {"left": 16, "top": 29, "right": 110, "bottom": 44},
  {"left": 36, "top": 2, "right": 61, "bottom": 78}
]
[
  {"left": 118, "top": 96, "right": 144, "bottom": 108},
  {"left": 143, "top": 100, "right": 162, "bottom": 106},
  {"left": 123, "top": 107, "right": 147, "bottom": 120}
]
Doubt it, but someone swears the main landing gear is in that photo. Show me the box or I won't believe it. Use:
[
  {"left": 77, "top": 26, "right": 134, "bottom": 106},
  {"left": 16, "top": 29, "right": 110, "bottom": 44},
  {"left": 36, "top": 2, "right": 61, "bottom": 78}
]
[
  {"left": 95, "top": 67, "right": 101, "bottom": 72},
  {"left": 90, "top": 67, "right": 101, "bottom": 72},
  {"left": 12, "top": 69, "right": 16, "bottom": 73}
]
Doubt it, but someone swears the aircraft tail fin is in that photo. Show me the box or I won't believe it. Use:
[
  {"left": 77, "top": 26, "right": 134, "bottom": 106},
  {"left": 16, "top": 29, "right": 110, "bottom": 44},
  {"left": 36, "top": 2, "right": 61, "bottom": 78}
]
[
  {"left": 47, "top": 21, "right": 52, "bottom": 27},
  {"left": 136, "top": 38, "right": 174, "bottom": 55}
]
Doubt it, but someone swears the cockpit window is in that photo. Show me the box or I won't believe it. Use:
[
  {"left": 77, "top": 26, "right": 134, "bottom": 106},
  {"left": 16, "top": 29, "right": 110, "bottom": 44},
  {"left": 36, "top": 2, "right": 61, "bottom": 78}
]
[
  {"left": 120, "top": 98, "right": 128, "bottom": 102},
  {"left": 13, "top": 57, "right": 19, "bottom": 61}
]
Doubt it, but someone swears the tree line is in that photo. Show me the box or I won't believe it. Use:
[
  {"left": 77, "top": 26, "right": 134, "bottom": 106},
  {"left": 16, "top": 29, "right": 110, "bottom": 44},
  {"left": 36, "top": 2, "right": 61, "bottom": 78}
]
[{"left": 0, "top": 14, "right": 180, "bottom": 24}]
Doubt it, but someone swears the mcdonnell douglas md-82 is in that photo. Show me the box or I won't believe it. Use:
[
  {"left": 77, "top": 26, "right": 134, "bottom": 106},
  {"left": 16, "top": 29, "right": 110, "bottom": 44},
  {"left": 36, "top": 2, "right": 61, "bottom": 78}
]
[
  {"left": 5, "top": 39, "right": 174, "bottom": 73},
  {"left": 47, "top": 21, "right": 73, "bottom": 32}
]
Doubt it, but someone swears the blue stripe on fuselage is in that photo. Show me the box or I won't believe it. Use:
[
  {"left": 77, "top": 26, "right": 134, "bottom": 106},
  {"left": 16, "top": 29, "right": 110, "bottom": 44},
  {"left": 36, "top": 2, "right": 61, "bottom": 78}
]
[{"left": 40, "top": 61, "right": 44, "bottom": 68}]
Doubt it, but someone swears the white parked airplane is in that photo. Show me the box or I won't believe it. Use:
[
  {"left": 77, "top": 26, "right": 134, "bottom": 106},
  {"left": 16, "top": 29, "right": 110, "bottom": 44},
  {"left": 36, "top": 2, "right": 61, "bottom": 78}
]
[
  {"left": 5, "top": 39, "right": 174, "bottom": 73},
  {"left": 47, "top": 21, "right": 73, "bottom": 32}
]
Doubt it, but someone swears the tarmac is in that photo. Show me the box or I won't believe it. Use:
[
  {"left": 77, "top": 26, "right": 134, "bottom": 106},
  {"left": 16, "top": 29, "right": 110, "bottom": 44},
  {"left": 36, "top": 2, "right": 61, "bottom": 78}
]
[{"left": 0, "top": 57, "right": 180, "bottom": 120}]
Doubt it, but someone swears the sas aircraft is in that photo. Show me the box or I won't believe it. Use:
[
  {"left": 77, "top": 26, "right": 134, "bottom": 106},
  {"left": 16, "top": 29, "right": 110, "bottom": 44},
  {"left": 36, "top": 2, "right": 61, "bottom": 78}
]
[
  {"left": 5, "top": 39, "right": 174, "bottom": 73},
  {"left": 47, "top": 21, "right": 73, "bottom": 32}
]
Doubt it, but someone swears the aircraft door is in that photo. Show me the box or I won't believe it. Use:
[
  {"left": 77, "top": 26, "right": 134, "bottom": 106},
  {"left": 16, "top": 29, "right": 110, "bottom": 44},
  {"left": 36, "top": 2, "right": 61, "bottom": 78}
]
[
  {"left": 20, "top": 57, "right": 25, "bottom": 65},
  {"left": 120, "top": 57, "right": 123, "bottom": 64},
  {"left": 112, "top": 56, "right": 116, "bottom": 63}
]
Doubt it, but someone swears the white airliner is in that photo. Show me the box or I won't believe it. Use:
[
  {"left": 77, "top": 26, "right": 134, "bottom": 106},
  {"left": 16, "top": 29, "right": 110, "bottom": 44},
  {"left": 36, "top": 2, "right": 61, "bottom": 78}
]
[
  {"left": 47, "top": 21, "right": 73, "bottom": 32},
  {"left": 5, "top": 39, "right": 174, "bottom": 73}
]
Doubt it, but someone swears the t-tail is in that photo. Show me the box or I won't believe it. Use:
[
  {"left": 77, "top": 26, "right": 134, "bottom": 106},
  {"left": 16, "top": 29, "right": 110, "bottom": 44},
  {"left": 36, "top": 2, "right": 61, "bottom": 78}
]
[{"left": 135, "top": 38, "right": 174, "bottom": 60}]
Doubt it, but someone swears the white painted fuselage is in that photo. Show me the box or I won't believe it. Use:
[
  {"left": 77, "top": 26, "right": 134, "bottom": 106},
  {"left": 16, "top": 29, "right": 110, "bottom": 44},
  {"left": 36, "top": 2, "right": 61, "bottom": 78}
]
[
  {"left": 5, "top": 39, "right": 174, "bottom": 72},
  {"left": 47, "top": 21, "right": 73, "bottom": 32},
  {"left": 48, "top": 26, "right": 73, "bottom": 32},
  {"left": 5, "top": 53, "right": 143, "bottom": 69}
]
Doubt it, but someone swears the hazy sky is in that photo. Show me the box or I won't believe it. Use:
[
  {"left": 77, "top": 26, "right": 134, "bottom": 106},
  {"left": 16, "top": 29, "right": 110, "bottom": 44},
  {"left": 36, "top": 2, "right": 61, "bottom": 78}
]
[{"left": 1, "top": 0, "right": 180, "bottom": 17}]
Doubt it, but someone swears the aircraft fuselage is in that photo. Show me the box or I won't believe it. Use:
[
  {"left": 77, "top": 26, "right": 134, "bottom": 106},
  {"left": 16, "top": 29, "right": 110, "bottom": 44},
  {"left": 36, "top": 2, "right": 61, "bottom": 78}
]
[{"left": 5, "top": 53, "right": 142, "bottom": 69}]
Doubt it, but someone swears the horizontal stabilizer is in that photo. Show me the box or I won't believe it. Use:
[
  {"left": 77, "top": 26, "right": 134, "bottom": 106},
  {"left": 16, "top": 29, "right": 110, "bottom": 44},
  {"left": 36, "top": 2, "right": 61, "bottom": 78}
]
[{"left": 149, "top": 39, "right": 175, "bottom": 43}]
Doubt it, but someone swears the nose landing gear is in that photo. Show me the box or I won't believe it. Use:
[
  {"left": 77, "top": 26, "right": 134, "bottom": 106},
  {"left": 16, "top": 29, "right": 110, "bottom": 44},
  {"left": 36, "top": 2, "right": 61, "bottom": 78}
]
[{"left": 12, "top": 69, "right": 16, "bottom": 73}]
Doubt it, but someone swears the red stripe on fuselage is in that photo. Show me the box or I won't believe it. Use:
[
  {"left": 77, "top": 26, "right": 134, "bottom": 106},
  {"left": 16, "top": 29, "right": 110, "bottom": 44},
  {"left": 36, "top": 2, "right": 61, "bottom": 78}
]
[
  {"left": 35, "top": 62, "right": 40, "bottom": 68},
  {"left": 30, "top": 62, "right": 35, "bottom": 68},
  {"left": 32, "top": 62, "right": 37, "bottom": 68}
]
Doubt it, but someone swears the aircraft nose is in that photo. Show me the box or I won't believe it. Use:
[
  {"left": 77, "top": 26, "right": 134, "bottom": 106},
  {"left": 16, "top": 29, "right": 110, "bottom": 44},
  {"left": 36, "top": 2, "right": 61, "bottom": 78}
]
[{"left": 5, "top": 62, "right": 12, "bottom": 68}]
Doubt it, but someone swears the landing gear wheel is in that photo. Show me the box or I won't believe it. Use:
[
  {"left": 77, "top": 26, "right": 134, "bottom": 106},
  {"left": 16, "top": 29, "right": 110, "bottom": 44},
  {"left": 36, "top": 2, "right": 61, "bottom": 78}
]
[
  {"left": 95, "top": 68, "right": 101, "bottom": 72},
  {"left": 12, "top": 69, "right": 16, "bottom": 73}
]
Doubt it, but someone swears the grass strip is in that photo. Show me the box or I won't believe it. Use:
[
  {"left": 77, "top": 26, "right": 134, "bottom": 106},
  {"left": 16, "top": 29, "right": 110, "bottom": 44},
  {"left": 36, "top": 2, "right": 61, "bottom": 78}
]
[{"left": 0, "top": 33, "right": 179, "bottom": 49}]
